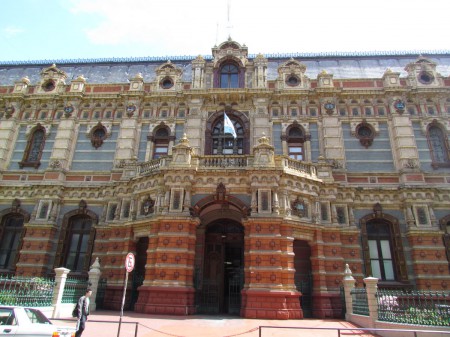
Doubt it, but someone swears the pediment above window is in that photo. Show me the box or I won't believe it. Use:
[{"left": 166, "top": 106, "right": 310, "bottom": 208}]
[
  {"left": 405, "top": 56, "right": 443, "bottom": 87},
  {"left": 277, "top": 58, "right": 310, "bottom": 89},
  {"left": 212, "top": 38, "right": 248, "bottom": 67},
  {"left": 36, "top": 64, "right": 67, "bottom": 94}
]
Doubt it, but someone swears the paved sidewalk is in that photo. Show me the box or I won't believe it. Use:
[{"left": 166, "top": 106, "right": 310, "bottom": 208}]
[{"left": 55, "top": 310, "right": 377, "bottom": 337}]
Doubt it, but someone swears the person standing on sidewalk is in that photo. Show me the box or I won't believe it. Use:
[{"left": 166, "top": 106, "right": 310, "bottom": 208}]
[{"left": 75, "top": 288, "right": 92, "bottom": 337}]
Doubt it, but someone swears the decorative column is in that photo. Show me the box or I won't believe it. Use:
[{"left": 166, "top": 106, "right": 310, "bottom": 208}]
[
  {"left": 364, "top": 277, "right": 379, "bottom": 325},
  {"left": 88, "top": 257, "right": 101, "bottom": 312},
  {"left": 342, "top": 264, "right": 355, "bottom": 320},
  {"left": 51, "top": 267, "right": 70, "bottom": 318}
]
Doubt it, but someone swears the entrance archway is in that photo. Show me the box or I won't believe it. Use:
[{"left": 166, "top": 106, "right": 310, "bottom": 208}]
[
  {"left": 197, "top": 219, "right": 244, "bottom": 315},
  {"left": 294, "top": 240, "right": 312, "bottom": 317}
]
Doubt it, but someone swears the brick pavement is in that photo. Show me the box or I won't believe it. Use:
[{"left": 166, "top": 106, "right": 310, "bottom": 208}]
[{"left": 54, "top": 310, "right": 378, "bottom": 337}]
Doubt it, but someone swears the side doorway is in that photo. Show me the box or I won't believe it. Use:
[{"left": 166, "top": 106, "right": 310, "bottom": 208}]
[
  {"left": 294, "top": 240, "right": 313, "bottom": 318},
  {"left": 130, "top": 236, "right": 148, "bottom": 310}
]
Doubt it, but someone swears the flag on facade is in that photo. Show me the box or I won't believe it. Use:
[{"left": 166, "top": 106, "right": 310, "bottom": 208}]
[{"left": 224, "top": 112, "right": 237, "bottom": 138}]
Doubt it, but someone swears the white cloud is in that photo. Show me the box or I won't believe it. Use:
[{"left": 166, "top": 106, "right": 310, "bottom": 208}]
[
  {"left": 68, "top": 0, "right": 450, "bottom": 56},
  {"left": 2, "top": 26, "right": 25, "bottom": 38}
]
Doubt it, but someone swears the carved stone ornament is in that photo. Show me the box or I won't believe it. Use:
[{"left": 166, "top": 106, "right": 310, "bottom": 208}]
[
  {"left": 355, "top": 120, "right": 375, "bottom": 148},
  {"left": 403, "top": 158, "right": 419, "bottom": 169},
  {"left": 49, "top": 160, "right": 62, "bottom": 169},
  {"left": 291, "top": 197, "right": 306, "bottom": 217},
  {"left": 394, "top": 99, "right": 406, "bottom": 113},
  {"left": 126, "top": 104, "right": 136, "bottom": 117},
  {"left": 78, "top": 199, "right": 87, "bottom": 213},
  {"left": 11, "top": 199, "right": 21, "bottom": 212},
  {"left": 5, "top": 105, "right": 15, "bottom": 119},
  {"left": 64, "top": 105, "right": 74, "bottom": 117},
  {"left": 141, "top": 196, "right": 155, "bottom": 215},
  {"left": 324, "top": 102, "right": 335, "bottom": 115}
]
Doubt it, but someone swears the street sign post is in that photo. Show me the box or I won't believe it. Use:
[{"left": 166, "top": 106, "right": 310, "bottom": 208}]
[{"left": 117, "top": 253, "right": 135, "bottom": 337}]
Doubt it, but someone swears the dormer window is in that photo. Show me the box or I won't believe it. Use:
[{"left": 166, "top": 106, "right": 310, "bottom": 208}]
[
  {"left": 42, "top": 80, "right": 56, "bottom": 92},
  {"left": 286, "top": 75, "right": 300, "bottom": 87},
  {"left": 418, "top": 71, "right": 434, "bottom": 84},
  {"left": 160, "top": 77, "right": 174, "bottom": 89}
]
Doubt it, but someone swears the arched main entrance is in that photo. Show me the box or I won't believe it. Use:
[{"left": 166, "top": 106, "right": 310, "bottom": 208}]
[{"left": 196, "top": 219, "right": 244, "bottom": 315}]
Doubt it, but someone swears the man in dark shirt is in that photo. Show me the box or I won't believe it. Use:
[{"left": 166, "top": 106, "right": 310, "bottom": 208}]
[{"left": 75, "top": 288, "right": 92, "bottom": 337}]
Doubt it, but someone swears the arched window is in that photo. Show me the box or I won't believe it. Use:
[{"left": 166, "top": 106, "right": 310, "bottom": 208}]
[
  {"left": 91, "top": 125, "right": 107, "bottom": 149},
  {"left": 0, "top": 213, "right": 24, "bottom": 271},
  {"left": 151, "top": 127, "right": 171, "bottom": 159},
  {"left": 19, "top": 125, "right": 46, "bottom": 168},
  {"left": 285, "top": 125, "right": 307, "bottom": 160},
  {"left": 427, "top": 124, "right": 450, "bottom": 168},
  {"left": 360, "top": 204, "right": 408, "bottom": 284},
  {"left": 63, "top": 215, "right": 94, "bottom": 272},
  {"left": 366, "top": 222, "right": 395, "bottom": 280},
  {"left": 220, "top": 63, "right": 239, "bottom": 88},
  {"left": 54, "top": 201, "right": 97, "bottom": 274},
  {"left": 211, "top": 115, "right": 244, "bottom": 155}
]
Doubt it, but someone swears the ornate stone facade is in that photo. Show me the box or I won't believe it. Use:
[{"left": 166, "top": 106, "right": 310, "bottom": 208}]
[{"left": 0, "top": 39, "right": 449, "bottom": 319}]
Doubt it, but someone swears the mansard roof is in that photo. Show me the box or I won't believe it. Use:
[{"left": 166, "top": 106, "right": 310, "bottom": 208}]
[{"left": 1, "top": 50, "right": 450, "bottom": 86}]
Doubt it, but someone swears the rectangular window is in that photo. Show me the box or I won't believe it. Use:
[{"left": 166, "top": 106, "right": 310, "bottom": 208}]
[
  {"left": 321, "top": 203, "right": 329, "bottom": 221},
  {"left": 364, "top": 107, "right": 372, "bottom": 116},
  {"left": 309, "top": 108, "right": 317, "bottom": 116},
  {"left": 170, "top": 188, "right": 184, "bottom": 212},
  {"left": 339, "top": 108, "right": 347, "bottom": 116},
  {"left": 107, "top": 203, "right": 118, "bottom": 221},
  {"left": 258, "top": 189, "right": 271, "bottom": 213},
  {"left": 37, "top": 200, "right": 52, "bottom": 220},
  {"left": 121, "top": 200, "right": 131, "bottom": 219},
  {"left": 288, "top": 146, "right": 303, "bottom": 160},
  {"left": 336, "top": 206, "right": 347, "bottom": 224},
  {"left": 377, "top": 107, "right": 385, "bottom": 116},
  {"left": 352, "top": 108, "right": 359, "bottom": 116}
]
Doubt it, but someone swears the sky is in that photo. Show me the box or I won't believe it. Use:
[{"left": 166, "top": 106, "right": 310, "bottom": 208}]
[{"left": 1, "top": 0, "right": 449, "bottom": 62}]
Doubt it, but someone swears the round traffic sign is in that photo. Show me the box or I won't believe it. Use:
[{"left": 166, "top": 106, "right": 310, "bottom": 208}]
[{"left": 125, "top": 252, "right": 135, "bottom": 272}]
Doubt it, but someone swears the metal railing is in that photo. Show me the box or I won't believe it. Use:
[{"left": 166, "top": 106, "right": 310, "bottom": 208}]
[
  {"left": 0, "top": 275, "right": 55, "bottom": 306},
  {"left": 351, "top": 288, "right": 369, "bottom": 316},
  {"left": 61, "top": 275, "right": 89, "bottom": 304},
  {"left": 259, "top": 326, "right": 450, "bottom": 337},
  {"left": 377, "top": 289, "right": 450, "bottom": 326}
]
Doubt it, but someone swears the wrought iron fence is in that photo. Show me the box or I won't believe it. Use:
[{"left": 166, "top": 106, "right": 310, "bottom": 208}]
[
  {"left": 0, "top": 274, "right": 55, "bottom": 306},
  {"left": 61, "top": 275, "right": 90, "bottom": 304},
  {"left": 350, "top": 288, "right": 369, "bottom": 316},
  {"left": 377, "top": 288, "right": 450, "bottom": 326}
]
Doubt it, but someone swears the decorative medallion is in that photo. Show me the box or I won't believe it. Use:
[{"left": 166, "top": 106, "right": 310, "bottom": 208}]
[
  {"left": 64, "top": 105, "right": 74, "bottom": 117},
  {"left": 324, "top": 102, "right": 335, "bottom": 115},
  {"left": 126, "top": 104, "right": 136, "bottom": 117},
  {"left": 291, "top": 197, "right": 306, "bottom": 217},
  {"left": 394, "top": 99, "right": 405, "bottom": 113}
]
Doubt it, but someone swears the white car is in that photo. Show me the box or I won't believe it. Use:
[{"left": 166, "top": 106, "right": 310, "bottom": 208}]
[{"left": 0, "top": 306, "right": 75, "bottom": 337}]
